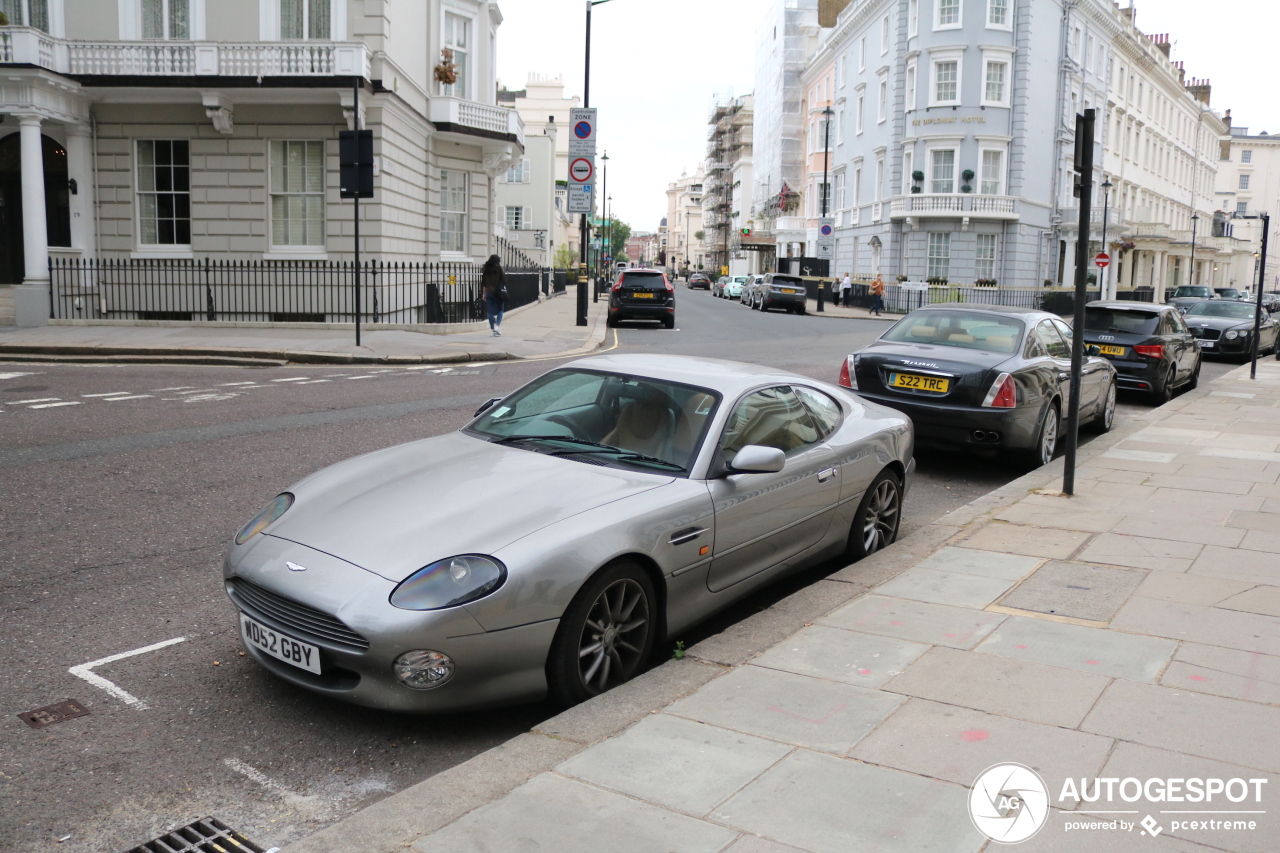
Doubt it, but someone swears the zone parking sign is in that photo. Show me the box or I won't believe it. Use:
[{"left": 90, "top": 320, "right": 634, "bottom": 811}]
[{"left": 569, "top": 108, "right": 597, "bottom": 157}]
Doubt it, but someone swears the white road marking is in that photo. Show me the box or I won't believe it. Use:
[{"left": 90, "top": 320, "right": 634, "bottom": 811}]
[
  {"left": 223, "top": 758, "right": 319, "bottom": 808},
  {"left": 13, "top": 397, "right": 59, "bottom": 404},
  {"left": 182, "top": 393, "right": 239, "bottom": 403},
  {"left": 152, "top": 386, "right": 195, "bottom": 392},
  {"left": 29, "top": 401, "right": 83, "bottom": 409},
  {"left": 272, "top": 377, "right": 311, "bottom": 382},
  {"left": 346, "top": 375, "right": 377, "bottom": 380},
  {"left": 69, "top": 637, "right": 186, "bottom": 709},
  {"left": 296, "top": 379, "right": 331, "bottom": 384},
  {"left": 0, "top": 372, "right": 34, "bottom": 379},
  {"left": 104, "top": 394, "right": 153, "bottom": 401},
  {"left": 82, "top": 392, "right": 134, "bottom": 398},
  {"left": 176, "top": 389, "right": 219, "bottom": 395},
  {"left": 220, "top": 382, "right": 258, "bottom": 387}
]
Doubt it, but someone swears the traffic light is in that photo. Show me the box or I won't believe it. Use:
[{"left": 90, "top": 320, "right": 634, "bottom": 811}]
[{"left": 740, "top": 227, "right": 752, "bottom": 236}]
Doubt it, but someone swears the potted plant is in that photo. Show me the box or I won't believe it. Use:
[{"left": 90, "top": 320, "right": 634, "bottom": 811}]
[
  {"left": 912, "top": 170, "right": 924, "bottom": 182},
  {"left": 962, "top": 169, "right": 975, "bottom": 182},
  {"left": 896, "top": 274, "right": 909, "bottom": 283},
  {"left": 926, "top": 276, "right": 949, "bottom": 286},
  {"left": 974, "top": 278, "right": 997, "bottom": 287},
  {"left": 911, "top": 186, "right": 923, "bottom": 193},
  {"left": 961, "top": 185, "right": 973, "bottom": 193}
]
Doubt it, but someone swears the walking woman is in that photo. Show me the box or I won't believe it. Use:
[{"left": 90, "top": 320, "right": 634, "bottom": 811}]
[
  {"left": 870, "top": 273, "right": 886, "bottom": 316},
  {"left": 481, "top": 254, "right": 507, "bottom": 336}
]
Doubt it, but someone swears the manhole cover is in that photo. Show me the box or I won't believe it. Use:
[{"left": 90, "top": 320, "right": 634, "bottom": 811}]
[
  {"left": 998, "top": 561, "right": 1145, "bottom": 622},
  {"left": 18, "top": 699, "right": 90, "bottom": 729},
  {"left": 120, "top": 818, "right": 271, "bottom": 853}
]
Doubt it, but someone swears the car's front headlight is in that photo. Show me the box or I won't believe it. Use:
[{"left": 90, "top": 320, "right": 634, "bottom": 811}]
[
  {"left": 235, "top": 493, "right": 294, "bottom": 545},
  {"left": 1226, "top": 330, "right": 1241, "bottom": 340},
  {"left": 390, "top": 555, "right": 507, "bottom": 611}
]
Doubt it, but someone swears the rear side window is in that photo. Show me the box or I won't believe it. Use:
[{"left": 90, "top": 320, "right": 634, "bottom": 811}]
[
  {"left": 1084, "top": 308, "right": 1159, "bottom": 336},
  {"left": 794, "top": 386, "right": 843, "bottom": 438},
  {"left": 1036, "top": 320, "right": 1071, "bottom": 358},
  {"left": 721, "top": 386, "right": 821, "bottom": 462},
  {"left": 621, "top": 272, "right": 666, "bottom": 290}
]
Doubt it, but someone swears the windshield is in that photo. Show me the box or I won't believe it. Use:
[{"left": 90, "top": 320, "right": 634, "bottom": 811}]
[
  {"left": 1084, "top": 307, "right": 1160, "bottom": 336},
  {"left": 770, "top": 276, "right": 803, "bottom": 287},
  {"left": 1185, "top": 302, "right": 1257, "bottom": 320},
  {"left": 1216, "top": 289, "right": 1241, "bottom": 298},
  {"left": 732, "top": 277, "right": 748, "bottom": 284},
  {"left": 882, "top": 310, "right": 1025, "bottom": 353},
  {"left": 619, "top": 271, "right": 666, "bottom": 290},
  {"left": 1174, "top": 287, "right": 1213, "bottom": 298},
  {"left": 468, "top": 369, "right": 720, "bottom": 476}
]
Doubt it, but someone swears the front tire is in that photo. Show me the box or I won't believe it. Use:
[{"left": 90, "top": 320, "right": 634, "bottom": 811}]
[
  {"left": 845, "top": 469, "right": 903, "bottom": 560},
  {"left": 547, "top": 561, "right": 657, "bottom": 707}
]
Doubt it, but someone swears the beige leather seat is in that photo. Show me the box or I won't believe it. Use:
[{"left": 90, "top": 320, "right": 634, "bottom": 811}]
[
  {"left": 604, "top": 397, "right": 676, "bottom": 460},
  {"left": 910, "top": 325, "right": 938, "bottom": 340}
]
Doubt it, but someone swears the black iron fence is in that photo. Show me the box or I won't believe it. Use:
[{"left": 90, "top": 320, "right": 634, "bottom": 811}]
[
  {"left": 49, "top": 257, "right": 547, "bottom": 324},
  {"left": 827, "top": 283, "right": 1156, "bottom": 316}
]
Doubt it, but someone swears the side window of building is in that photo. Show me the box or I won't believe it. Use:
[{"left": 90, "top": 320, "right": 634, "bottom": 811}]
[
  {"left": 441, "top": 12, "right": 471, "bottom": 98},
  {"left": 281, "top": 0, "right": 331, "bottom": 40},
  {"left": 440, "top": 169, "right": 469, "bottom": 254},
  {"left": 270, "top": 140, "right": 326, "bottom": 247},
  {"left": 2, "top": 0, "right": 50, "bottom": 32},
  {"left": 137, "top": 140, "right": 191, "bottom": 246},
  {"left": 142, "top": 0, "right": 191, "bottom": 39}
]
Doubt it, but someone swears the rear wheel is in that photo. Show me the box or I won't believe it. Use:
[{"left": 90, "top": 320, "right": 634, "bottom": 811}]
[
  {"left": 1187, "top": 357, "right": 1201, "bottom": 390},
  {"left": 845, "top": 469, "right": 902, "bottom": 560},
  {"left": 547, "top": 561, "right": 657, "bottom": 707},
  {"left": 606, "top": 315, "right": 618, "bottom": 328},
  {"left": 1086, "top": 379, "right": 1116, "bottom": 434},
  {"left": 663, "top": 316, "right": 676, "bottom": 329},
  {"left": 1151, "top": 366, "right": 1176, "bottom": 405},
  {"left": 1024, "top": 403, "right": 1060, "bottom": 469},
  {"left": 795, "top": 304, "right": 807, "bottom": 316}
]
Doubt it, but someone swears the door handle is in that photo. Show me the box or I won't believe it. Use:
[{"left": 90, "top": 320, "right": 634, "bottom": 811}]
[
  {"left": 817, "top": 467, "right": 838, "bottom": 482},
  {"left": 668, "top": 527, "right": 707, "bottom": 546},
  {"left": 1058, "top": 373, "right": 1069, "bottom": 381}
]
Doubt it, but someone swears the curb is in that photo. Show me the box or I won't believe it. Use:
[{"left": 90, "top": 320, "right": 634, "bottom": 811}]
[{"left": 278, "top": 373, "right": 1195, "bottom": 853}]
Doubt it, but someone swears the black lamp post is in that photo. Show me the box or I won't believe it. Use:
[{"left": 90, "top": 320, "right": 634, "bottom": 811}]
[
  {"left": 578, "top": 0, "right": 616, "bottom": 326},
  {"left": 596, "top": 150, "right": 609, "bottom": 299},
  {"left": 1190, "top": 213, "right": 1200, "bottom": 287},
  {"left": 1100, "top": 177, "right": 1112, "bottom": 298}
]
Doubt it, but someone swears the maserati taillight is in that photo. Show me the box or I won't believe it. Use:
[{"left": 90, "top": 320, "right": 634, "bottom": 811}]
[{"left": 981, "top": 373, "right": 1017, "bottom": 408}]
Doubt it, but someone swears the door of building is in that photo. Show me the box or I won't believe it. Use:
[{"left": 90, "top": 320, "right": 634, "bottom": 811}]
[{"left": 0, "top": 133, "right": 72, "bottom": 284}]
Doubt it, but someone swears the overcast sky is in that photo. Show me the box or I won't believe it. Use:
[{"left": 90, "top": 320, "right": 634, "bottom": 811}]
[{"left": 497, "top": 0, "right": 1279, "bottom": 233}]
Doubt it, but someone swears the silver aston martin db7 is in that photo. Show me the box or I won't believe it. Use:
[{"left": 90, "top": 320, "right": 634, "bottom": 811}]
[{"left": 224, "top": 354, "right": 915, "bottom": 712}]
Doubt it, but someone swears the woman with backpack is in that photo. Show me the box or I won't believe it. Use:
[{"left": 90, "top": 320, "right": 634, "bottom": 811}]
[{"left": 481, "top": 254, "right": 508, "bottom": 336}]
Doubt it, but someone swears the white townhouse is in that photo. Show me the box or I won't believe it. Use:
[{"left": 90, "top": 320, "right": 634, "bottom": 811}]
[
  {"left": 1213, "top": 124, "right": 1280, "bottom": 293},
  {"left": 1, "top": 0, "right": 522, "bottom": 325}
]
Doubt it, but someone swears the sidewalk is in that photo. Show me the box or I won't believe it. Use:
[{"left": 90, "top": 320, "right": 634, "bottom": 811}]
[
  {"left": 0, "top": 293, "right": 609, "bottom": 365},
  {"left": 806, "top": 298, "right": 897, "bottom": 321},
  {"left": 285, "top": 360, "right": 1280, "bottom": 853}
]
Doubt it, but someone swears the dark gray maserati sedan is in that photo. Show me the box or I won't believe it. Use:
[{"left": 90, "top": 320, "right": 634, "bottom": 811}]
[{"left": 225, "top": 354, "right": 914, "bottom": 713}]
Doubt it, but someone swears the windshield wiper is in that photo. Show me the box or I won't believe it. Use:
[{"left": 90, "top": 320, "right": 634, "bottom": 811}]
[
  {"left": 491, "top": 434, "right": 616, "bottom": 450},
  {"left": 545, "top": 445, "right": 687, "bottom": 472}
]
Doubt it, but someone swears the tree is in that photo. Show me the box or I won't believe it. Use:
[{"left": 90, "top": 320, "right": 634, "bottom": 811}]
[
  {"left": 694, "top": 230, "right": 706, "bottom": 242},
  {"left": 603, "top": 219, "right": 631, "bottom": 261},
  {"left": 553, "top": 243, "right": 577, "bottom": 270}
]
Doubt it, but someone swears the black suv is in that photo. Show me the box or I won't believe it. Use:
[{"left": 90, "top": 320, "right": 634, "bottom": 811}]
[
  {"left": 687, "top": 273, "right": 712, "bottom": 290},
  {"left": 1081, "top": 301, "right": 1200, "bottom": 403},
  {"left": 608, "top": 270, "right": 675, "bottom": 329}
]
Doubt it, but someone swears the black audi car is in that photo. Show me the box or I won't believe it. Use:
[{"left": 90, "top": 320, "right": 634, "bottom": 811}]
[
  {"left": 1183, "top": 300, "right": 1280, "bottom": 360},
  {"left": 607, "top": 269, "right": 675, "bottom": 329},
  {"left": 839, "top": 305, "right": 1116, "bottom": 468},
  {"left": 1080, "top": 301, "right": 1201, "bottom": 403}
]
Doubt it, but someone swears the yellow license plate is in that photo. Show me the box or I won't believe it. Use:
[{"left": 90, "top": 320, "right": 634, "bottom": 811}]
[
  {"left": 631, "top": 291, "right": 655, "bottom": 298},
  {"left": 1098, "top": 345, "right": 1126, "bottom": 356},
  {"left": 890, "top": 373, "right": 950, "bottom": 393},
  {"left": 781, "top": 288, "right": 797, "bottom": 294}
]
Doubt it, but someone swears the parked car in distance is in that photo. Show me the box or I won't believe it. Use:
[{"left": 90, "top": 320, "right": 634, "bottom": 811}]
[
  {"left": 1214, "top": 287, "right": 1243, "bottom": 300},
  {"left": 1080, "top": 301, "right": 1200, "bottom": 403},
  {"left": 608, "top": 269, "right": 675, "bottom": 329},
  {"left": 688, "top": 273, "right": 712, "bottom": 290},
  {"left": 1182, "top": 300, "right": 1280, "bottom": 361},
  {"left": 224, "top": 353, "right": 914, "bottom": 712},
  {"left": 747, "top": 273, "right": 808, "bottom": 314},
  {"left": 722, "top": 275, "right": 749, "bottom": 300},
  {"left": 838, "top": 305, "right": 1117, "bottom": 469},
  {"left": 1167, "top": 285, "right": 1215, "bottom": 313},
  {"left": 1262, "top": 292, "right": 1280, "bottom": 314},
  {"left": 711, "top": 276, "right": 727, "bottom": 297},
  {"left": 740, "top": 275, "right": 764, "bottom": 304}
]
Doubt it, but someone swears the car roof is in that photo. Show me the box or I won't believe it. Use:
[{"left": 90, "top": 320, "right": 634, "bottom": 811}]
[
  {"left": 1085, "top": 301, "right": 1165, "bottom": 313},
  {"left": 564, "top": 353, "right": 822, "bottom": 396}
]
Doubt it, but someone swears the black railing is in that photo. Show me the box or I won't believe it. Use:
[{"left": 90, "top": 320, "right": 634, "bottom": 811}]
[
  {"left": 835, "top": 285, "right": 1157, "bottom": 316},
  {"left": 49, "top": 257, "right": 548, "bottom": 323}
]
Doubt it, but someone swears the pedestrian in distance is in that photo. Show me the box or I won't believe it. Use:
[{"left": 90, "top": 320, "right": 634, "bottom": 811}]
[
  {"left": 481, "top": 254, "right": 508, "bottom": 336},
  {"left": 870, "top": 273, "right": 886, "bottom": 316},
  {"left": 841, "top": 272, "right": 853, "bottom": 308}
]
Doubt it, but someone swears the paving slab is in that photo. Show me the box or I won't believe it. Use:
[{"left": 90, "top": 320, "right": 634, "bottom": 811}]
[
  {"left": 750, "top": 623, "right": 929, "bottom": 688},
  {"left": 997, "top": 560, "right": 1147, "bottom": 622},
  {"left": 415, "top": 773, "right": 738, "bottom": 853},
  {"left": 1101, "top": 447, "right": 1179, "bottom": 464},
  {"left": 1250, "top": 482, "right": 1280, "bottom": 498},
  {"left": 975, "top": 615, "right": 1176, "bottom": 683},
  {"left": 993, "top": 502, "right": 1121, "bottom": 533},
  {"left": 1189, "top": 546, "right": 1280, "bottom": 585},
  {"left": 914, "top": 546, "right": 1044, "bottom": 580},
  {"left": 1171, "top": 461, "right": 1279, "bottom": 485},
  {"left": 1108, "top": 517, "right": 1244, "bottom": 548},
  {"left": 1217, "top": 585, "right": 1280, "bottom": 617},
  {"left": 1164, "top": 643, "right": 1280, "bottom": 705},
  {"left": 1143, "top": 473, "right": 1255, "bottom": 495},
  {"left": 1228, "top": 510, "right": 1280, "bottom": 534},
  {"left": 820, "top": 594, "right": 1005, "bottom": 650},
  {"left": 848, "top": 698, "right": 1112, "bottom": 809},
  {"left": 1082, "top": 679, "right": 1280, "bottom": 773},
  {"left": 1110, "top": 597, "right": 1280, "bottom": 656},
  {"left": 1239, "top": 528, "right": 1280, "bottom": 554},
  {"left": 1076, "top": 533, "right": 1202, "bottom": 572},
  {"left": 1193, "top": 433, "right": 1280, "bottom": 452},
  {"left": 874, "top": 566, "right": 1018, "bottom": 609},
  {"left": 555, "top": 712, "right": 792, "bottom": 816},
  {"left": 956, "top": 524, "right": 1091, "bottom": 560},
  {"left": 722, "top": 836, "right": 807, "bottom": 853},
  {"left": 709, "top": 750, "right": 984, "bottom": 853},
  {"left": 1095, "top": 742, "right": 1277, "bottom": 853},
  {"left": 1091, "top": 468, "right": 1159, "bottom": 485},
  {"left": 882, "top": 646, "right": 1111, "bottom": 728},
  {"left": 664, "top": 665, "right": 904, "bottom": 755},
  {"left": 1081, "top": 480, "right": 1158, "bottom": 499},
  {"left": 1135, "top": 571, "right": 1253, "bottom": 607}
]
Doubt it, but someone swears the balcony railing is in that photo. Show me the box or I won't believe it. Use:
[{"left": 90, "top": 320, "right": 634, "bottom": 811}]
[
  {"left": 889, "top": 193, "right": 1019, "bottom": 220},
  {"left": 429, "top": 96, "right": 523, "bottom": 144},
  {"left": 0, "top": 26, "right": 371, "bottom": 78}
]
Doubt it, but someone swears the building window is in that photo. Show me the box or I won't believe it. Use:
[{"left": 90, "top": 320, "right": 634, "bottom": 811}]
[
  {"left": 856, "top": 91, "right": 865, "bottom": 134},
  {"left": 835, "top": 171, "right": 846, "bottom": 209},
  {"left": 0, "top": 0, "right": 49, "bottom": 32},
  {"left": 505, "top": 206, "right": 527, "bottom": 230},
  {"left": 1236, "top": 201, "right": 1248, "bottom": 216},
  {"left": 983, "top": 60, "right": 1007, "bottom": 105},
  {"left": 442, "top": 12, "right": 471, "bottom": 98},
  {"left": 903, "top": 149, "right": 914, "bottom": 192},
  {"left": 854, "top": 165, "right": 862, "bottom": 204},
  {"left": 441, "top": 169, "right": 468, "bottom": 254},
  {"left": 976, "top": 234, "right": 997, "bottom": 279},
  {"left": 1239, "top": 174, "right": 1251, "bottom": 190},
  {"left": 819, "top": 181, "right": 831, "bottom": 214},
  {"left": 980, "top": 149, "right": 1004, "bottom": 194},
  {"left": 933, "top": 59, "right": 959, "bottom": 104},
  {"left": 928, "top": 232, "right": 950, "bottom": 278},
  {"left": 987, "top": 0, "right": 1009, "bottom": 28},
  {"left": 875, "top": 154, "right": 884, "bottom": 201},
  {"left": 909, "top": 0, "right": 918, "bottom": 35},
  {"left": 270, "top": 140, "right": 325, "bottom": 247},
  {"left": 837, "top": 107, "right": 845, "bottom": 144},
  {"left": 881, "top": 15, "right": 890, "bottom": 54},
  {"left": 836, "top": 55, "right": 845, "bottom": 88},
  {"left": 936, "top": 0, "right": 961, "bottom": 29},
  {"left": 930, "top": 149, "right": 955, "bottom": 193},
  {"left": 878, "top": 77, "right": 888, "bottom": 123},
  {"left": 281, "top": 0, "right": 330, "bottom": 40},
  {"left": 1241, "top": 149, "right": 1253, "bottom": 163},
  {"left": 137, "top": 140, "right": 191, "bottom": 246},
  {"left": 504, "top": 158, "right": 530, "bottom": 183},
  {"left": 859, "top": 36, "right": 866, "bottom": 71},
  {"left": 906, "top": 62, "right": 917, "bottom": 109},
  {"left": 142, "top": 0, "right": 190, "bottom": 38}
]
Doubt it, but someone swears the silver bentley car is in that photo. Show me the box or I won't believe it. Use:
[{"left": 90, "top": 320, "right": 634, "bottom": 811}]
[{"left": 224, "top": 354, "right": 915, "bottom": 712}]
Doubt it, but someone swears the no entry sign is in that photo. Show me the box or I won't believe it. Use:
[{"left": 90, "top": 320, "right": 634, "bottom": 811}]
[{"left": 1095, "top": 252, "right": 1110, "bottom": 268}]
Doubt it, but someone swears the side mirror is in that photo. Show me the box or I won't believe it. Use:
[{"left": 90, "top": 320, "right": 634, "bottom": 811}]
[
  {"left": 473, "top": 397, "right": 502, "bottom": 417},
  {"left": 1087, "top": 345, "right": 1102, "bottom": 356},
  {"left": 727, "top": 444, "right": 786, "bottom": 474}
]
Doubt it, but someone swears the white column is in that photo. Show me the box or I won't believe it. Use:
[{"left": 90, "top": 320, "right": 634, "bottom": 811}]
[
  {"left": 65, "top": 125, "right": 97, "bottom": 258},
  {"left": 1153, "top": 250, "right": 1167, "bottom": 302},
  {"left": 1062, "top": 237, "right": 1077, "bottom": 287},
  {"left": 14, "top": 115, "right": 50, "bottom": 327}
]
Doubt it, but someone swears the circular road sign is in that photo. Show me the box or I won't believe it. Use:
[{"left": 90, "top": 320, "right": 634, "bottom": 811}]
[
  {"left": 1095, "top": 252, "right": 1110, "bottom": 268},
  {"left": 570, "top": 158, "right": 594, "bottom": 183},
  {"left": 820, "top": 224, "right": 834, "bottom": 237},
  {"left": 574, "top": 120, "right": 593, "bottom": 139}
]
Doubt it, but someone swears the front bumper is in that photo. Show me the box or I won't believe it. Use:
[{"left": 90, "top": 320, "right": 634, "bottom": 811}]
[
  {"left": 1198, "top": 336, "right": 1253, "bottom": 355},
  {"left": 855, "top": 391, "right": 1039, "bottom": 452}
]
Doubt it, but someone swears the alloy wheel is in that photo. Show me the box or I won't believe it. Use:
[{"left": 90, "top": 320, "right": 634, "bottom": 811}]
[
  {"left": 1102, "top": 381, "right": 1116, "bottom": 429},
  {"left": 1039, "top": 407, "right": 1059, "bottom": 466},
  {"left": 576, "top": 578, "right": 649, "bottom": 695},
  {"left": 861, "top": 478, "right": 901, "bottom": 555}
]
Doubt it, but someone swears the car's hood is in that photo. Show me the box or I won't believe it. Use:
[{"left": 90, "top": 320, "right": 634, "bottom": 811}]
[
  {"left": 269, "top": 432, "right": 672, "bottom": 582},
  {"left": 1184, "top": 315, "right": 1257, "bottom": 331},
  {"left": 859, "top": 340, "right": 1017, "bottom": 372}
]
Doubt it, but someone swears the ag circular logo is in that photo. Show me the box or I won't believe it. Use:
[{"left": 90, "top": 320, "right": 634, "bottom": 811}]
[{"left": 969, "top": 763, "right": 1049, "bottom": 844}]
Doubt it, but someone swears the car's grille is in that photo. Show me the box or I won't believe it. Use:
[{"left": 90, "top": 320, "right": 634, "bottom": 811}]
[
  {"left": 228, "top": 577, "right": 370, "bottom": 651},
  {"left": 1190, "top": 327, "right": 1221, "bottom": 341}
]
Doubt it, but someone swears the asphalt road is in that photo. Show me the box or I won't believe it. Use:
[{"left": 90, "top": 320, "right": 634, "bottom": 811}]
[{"left": 0, "top": 294, "right": 1237, "bottom": 853}]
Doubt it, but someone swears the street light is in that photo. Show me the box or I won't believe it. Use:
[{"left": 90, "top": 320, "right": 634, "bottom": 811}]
[
  {"left": 596, "top": 150, "right": 609, "bottom": 301},
  {"left": 1190, "top": 213, "right": 1200, "bottom": 287},
  {"left": 1100, "top": 177, "right": 1112, "bottom": 299},
  {"left": 577, "top": 0, "right": 617, "bottom": 326}
]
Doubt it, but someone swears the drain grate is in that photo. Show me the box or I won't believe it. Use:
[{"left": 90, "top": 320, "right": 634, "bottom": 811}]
[{"left": 121, "top": 818, "right": 273, "bottom": 853}]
